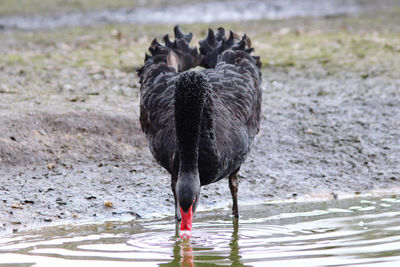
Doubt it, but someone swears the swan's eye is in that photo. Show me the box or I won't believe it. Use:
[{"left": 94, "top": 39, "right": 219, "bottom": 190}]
[{"left": 193, "top": 197, "right": 196, "bottom": 203}]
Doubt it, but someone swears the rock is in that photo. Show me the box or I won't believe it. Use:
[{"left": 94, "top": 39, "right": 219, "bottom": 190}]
[
  {"left": 11, "top": 203, "right": 23, "bottom": 209},
  {"left": 110, "top": 29, "right": 122, "bottom": 41},
  {"left": 47, "top": 163, "right": 56, "bottom": 170},
  {"left": 56, "top": 197, "right": 67, "bottom": 205},
  {"left": 104, "top": 201, "right": 113, "bottom": 208}
]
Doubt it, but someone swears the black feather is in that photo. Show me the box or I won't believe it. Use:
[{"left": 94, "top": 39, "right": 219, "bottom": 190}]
[
  {"left": 198, "top": 27, "right": 258, "bottom": 69},
  {"left": 163, "top": 34, "right": 174, "bottom": 49},
  {"left": 138, "top": 26, "right": 262, "bottom": 220},
  {"left": 174, "top": 25, "right": 193, "bottom": 43}
]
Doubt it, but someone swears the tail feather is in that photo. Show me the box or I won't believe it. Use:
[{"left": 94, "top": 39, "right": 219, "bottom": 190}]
[
  {"left": 198, "top": 27, "right": 261, "bottom": 69},
  {"left": 138, "top": 25, "right": 202, "bottom": 76},
  {"left": 173, "top": 25, "right": 193, "bottom": 43}
]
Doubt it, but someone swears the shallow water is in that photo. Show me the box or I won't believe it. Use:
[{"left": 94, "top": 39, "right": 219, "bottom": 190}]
[
  {"left": 1, "top": 196, "right": 400, "bottom": 266},
  {"left": 0, "top": 0, "right": 392, "bottom": 30}
]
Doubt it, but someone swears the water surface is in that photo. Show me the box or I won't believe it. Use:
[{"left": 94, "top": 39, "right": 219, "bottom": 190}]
[
  {"left": 1, "top": 195, "right": 400, "bottom": 266},
  {"left": 0, "top": 0, "right": 393, "bottom": 30}
]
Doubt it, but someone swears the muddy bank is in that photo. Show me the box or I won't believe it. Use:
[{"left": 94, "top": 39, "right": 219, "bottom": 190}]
[
  {"left": 0, "top": 0, "right": 397, "bottom": 30},
  {"left": 1, "top": 66, "right": 399, "bottom": 235}
]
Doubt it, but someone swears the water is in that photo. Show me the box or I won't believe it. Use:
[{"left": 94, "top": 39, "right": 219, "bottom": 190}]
[
  {"left": 0, "top": 0, "right": 391, "bottom": 30},
  {"left": 1, "top": 196, "right": 400, "bottom": 266}
]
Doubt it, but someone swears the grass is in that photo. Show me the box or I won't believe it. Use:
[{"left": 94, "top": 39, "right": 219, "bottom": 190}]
[
  {"left": 1, "top": 7, "right": 400, "bottom": 104},
  {"left": 256, "top": 31, "right": 400, "bottom": 72},
  {"left": 1, "top": 21, "right": 400, "bottom": 74}
]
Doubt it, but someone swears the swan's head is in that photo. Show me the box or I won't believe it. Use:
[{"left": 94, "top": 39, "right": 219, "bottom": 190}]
[{"left": 176, "top": 171, "right": 200, "bottom": 239}]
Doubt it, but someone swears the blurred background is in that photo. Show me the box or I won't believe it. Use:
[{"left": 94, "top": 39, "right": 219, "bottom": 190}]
[{"left": 0, "top": 0, "right": 399, "bottom": 29}]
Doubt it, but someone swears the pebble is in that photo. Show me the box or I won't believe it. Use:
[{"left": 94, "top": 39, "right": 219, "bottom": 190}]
[{"left": 104, "top": 201, "right": 113, "bottom": 208}]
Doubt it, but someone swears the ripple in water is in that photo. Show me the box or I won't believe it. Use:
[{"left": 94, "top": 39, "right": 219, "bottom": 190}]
[{"left": 1, "top": 196, "right": 400, "bottom": 266}]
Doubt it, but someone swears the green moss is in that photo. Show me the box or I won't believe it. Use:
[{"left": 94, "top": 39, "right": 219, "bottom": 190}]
[
  {"left": 2, "top": 26, "right": 400, "bottom": 76},
  {"left": 1, "top": 7, "right": 400, "bottom": 82},
  {"left": 4, "top": 54, "right": 24, "bottom": 64},
  {"left": 251, "top": 30, "right": 400, "bottom": 73}
]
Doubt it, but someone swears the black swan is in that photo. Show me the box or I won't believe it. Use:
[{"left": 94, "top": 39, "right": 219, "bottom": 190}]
[{"left": 137, "top": 26, "right": 262, "bottom": 237}]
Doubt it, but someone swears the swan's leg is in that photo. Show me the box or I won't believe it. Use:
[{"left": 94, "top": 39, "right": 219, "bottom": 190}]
[
  {"left": 229, "top": 170, "right": 240, "bottom": 218},
  {"left": 171, "top": 175, "right": 181, "bottom": 221}
]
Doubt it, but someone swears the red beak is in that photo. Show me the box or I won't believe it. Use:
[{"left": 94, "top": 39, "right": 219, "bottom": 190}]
[{"left": 180, "top": 205, "right": 193, "bottom": 239}]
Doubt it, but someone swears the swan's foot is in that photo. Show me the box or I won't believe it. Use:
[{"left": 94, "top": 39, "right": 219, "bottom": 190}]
[
  {"left": 175, "top": 213, "right": 182, "bottom": 222},
  {"left": 229, "top": 170, "right": 240, "bottom": 218},
  {"left": 171, "top": 174, "right": 181, "bottom": 222}
]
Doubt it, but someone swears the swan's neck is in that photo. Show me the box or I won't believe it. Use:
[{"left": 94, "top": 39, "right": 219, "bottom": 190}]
[
  {"left": 174, "top": 71, "right": 208, "bottom": 173},
  {"left": 175, "top": 101, "right": 203, "bottom": 172}
]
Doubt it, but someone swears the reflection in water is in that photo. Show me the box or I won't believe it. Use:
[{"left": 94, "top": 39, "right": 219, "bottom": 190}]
[
  {"left": 163, "top": 219, "right": 242, "bottom": 266},
  {"left": 180, "top": 242, "right": 194, "bottom": 267},
  {"left": 160, "top": 224, "right": 184, "bottom": 267},
  {"left": 1, "top": 196, "right": 400, "bottom": 266},
  {"left": 229, "top": 220, "right": 243, "bottom": 266}
]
